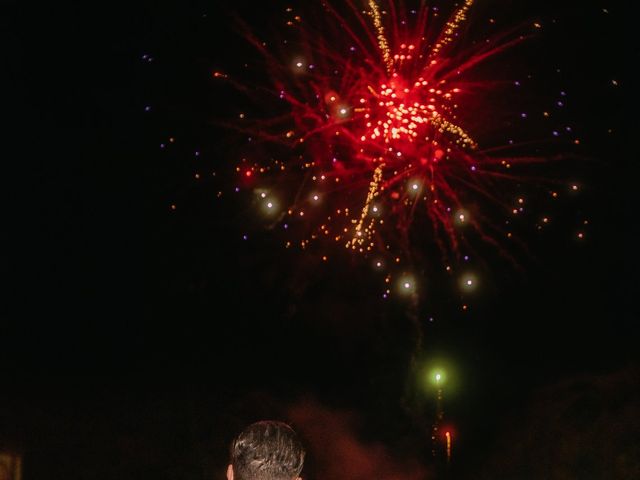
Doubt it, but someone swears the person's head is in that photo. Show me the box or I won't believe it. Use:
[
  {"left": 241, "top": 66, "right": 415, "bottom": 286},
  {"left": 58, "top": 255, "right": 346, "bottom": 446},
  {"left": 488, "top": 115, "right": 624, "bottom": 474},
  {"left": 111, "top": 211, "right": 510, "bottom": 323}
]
[{"left": 227, "top": 420, "right": 305, "bottom": 480}]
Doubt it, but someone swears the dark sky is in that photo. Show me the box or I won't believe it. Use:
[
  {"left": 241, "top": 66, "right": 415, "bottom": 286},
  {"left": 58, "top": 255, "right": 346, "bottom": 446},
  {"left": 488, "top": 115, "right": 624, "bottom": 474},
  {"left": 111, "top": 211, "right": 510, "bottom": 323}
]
[{"left": 4, "top": 0, "right": 637, "bottom": 478}]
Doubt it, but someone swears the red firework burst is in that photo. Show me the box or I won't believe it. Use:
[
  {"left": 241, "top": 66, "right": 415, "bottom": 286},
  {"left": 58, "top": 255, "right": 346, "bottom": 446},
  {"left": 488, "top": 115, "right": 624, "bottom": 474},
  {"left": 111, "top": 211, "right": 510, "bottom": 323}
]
[{"left": 217, "top": 0, "right": 574, "bottom": 298}]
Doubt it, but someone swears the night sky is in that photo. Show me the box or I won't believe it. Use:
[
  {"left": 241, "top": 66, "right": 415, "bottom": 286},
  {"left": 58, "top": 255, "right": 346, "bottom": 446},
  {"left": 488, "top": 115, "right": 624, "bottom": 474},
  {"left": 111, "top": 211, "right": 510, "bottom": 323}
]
[{"left": 4, "top": 0, "right": 637, "bottom": 479}]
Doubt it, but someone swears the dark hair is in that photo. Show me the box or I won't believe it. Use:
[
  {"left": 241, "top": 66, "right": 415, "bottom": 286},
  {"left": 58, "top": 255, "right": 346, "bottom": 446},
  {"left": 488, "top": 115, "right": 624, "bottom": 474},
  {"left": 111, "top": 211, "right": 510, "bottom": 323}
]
[{"left": 230, "top": 421, "right": 305, "bottom": 480}]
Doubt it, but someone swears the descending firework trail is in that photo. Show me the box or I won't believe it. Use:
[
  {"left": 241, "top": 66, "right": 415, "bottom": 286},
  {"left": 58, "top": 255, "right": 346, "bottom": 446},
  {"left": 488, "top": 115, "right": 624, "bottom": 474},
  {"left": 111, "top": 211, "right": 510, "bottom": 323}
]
[{"left": 219, "top": 0, "right": 566, "bottom": 302}]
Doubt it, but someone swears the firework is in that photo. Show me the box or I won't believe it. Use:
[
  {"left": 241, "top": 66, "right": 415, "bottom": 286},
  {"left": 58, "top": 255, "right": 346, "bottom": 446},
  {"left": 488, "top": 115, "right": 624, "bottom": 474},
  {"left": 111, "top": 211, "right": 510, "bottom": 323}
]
[{"left": 218, "top": 1, "right": 579, "bottom": 300}]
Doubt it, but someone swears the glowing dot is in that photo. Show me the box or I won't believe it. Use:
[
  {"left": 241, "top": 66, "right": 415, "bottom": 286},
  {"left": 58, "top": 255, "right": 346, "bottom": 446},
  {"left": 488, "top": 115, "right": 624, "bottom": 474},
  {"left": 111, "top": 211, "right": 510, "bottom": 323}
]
[
  {"left": 296, "top": 62, "right": 303, "bottom": 68},
  {"left": 267, "top": 202, "right": 273, "bottom": 208},
  {"left": 460, "top": 273, "right": 478, "bottom": 291},
  {"left": 455, "top": 209, "right": 469, "bottom": 225}
]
